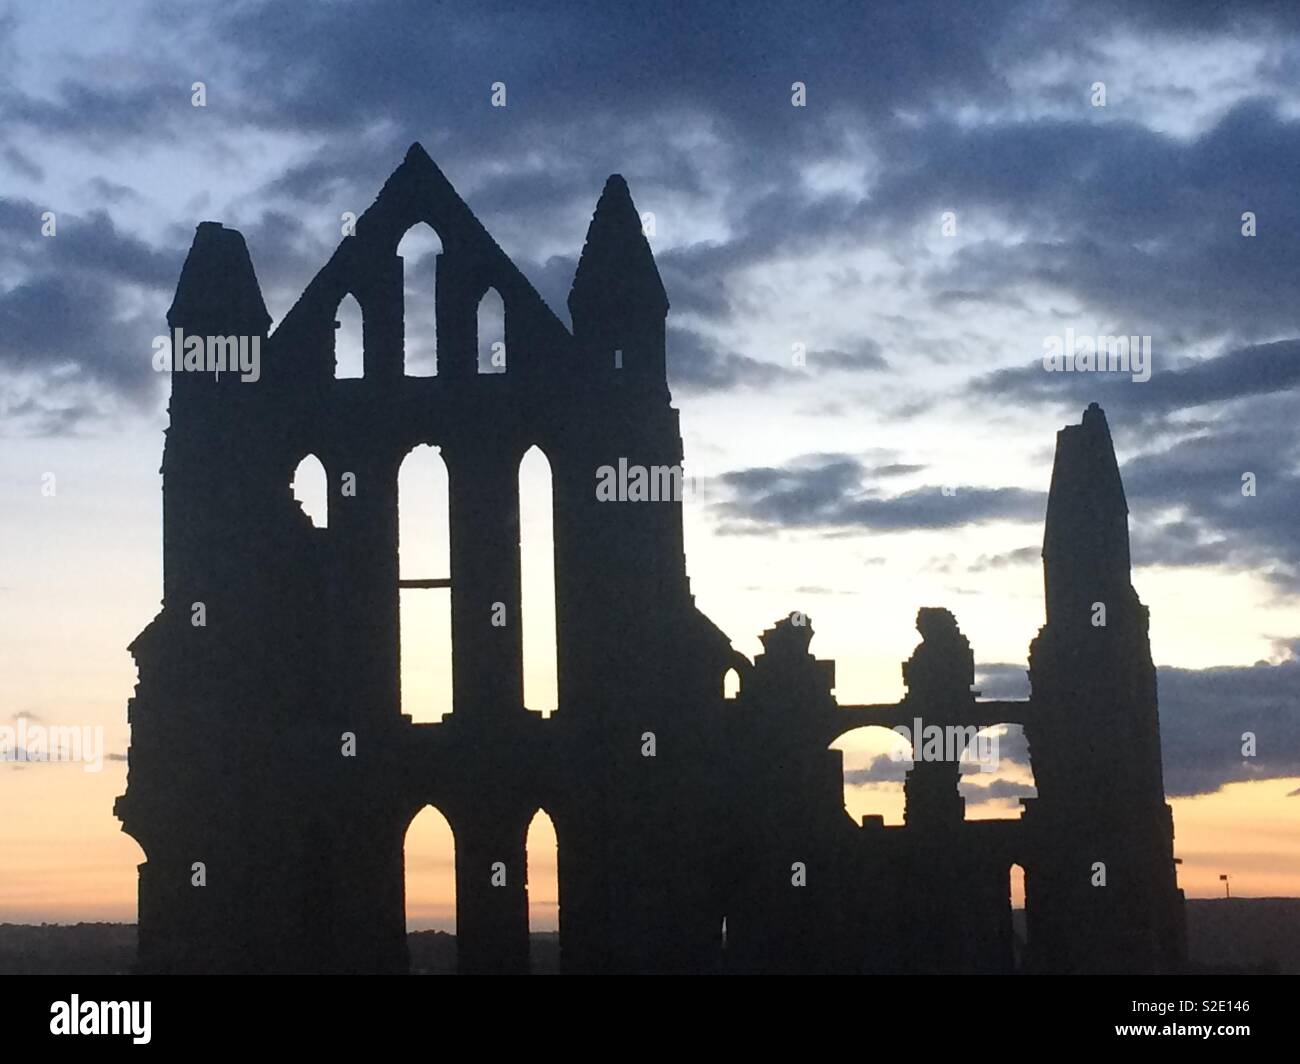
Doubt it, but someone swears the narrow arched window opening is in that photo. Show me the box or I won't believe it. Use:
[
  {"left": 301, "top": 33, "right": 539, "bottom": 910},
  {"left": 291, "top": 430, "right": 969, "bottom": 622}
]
[
  {"left": 405, "top": 806, "right": 457, "bottom": 974},
  {"left": 723, "top": 668, "right": 740, "bottom": 700},
  {"left": 477, "top": 287, "right": 506, "bottom": 374},
  {"left": 526, "top": 810, "right": 559, "bottom": 974},
  {"left": 398, "top": 223, "right": 443, "bottom": 377},
  {"left": 291, "top": 454, "right": 328, "bottom": 528},
  {"left": 398, "top": 444, "right": 452, "bottom": 723},
  {"left": 333, "top": 293, "right": 363, "bottom": 379},
  {"left": 519, "top": 446, "right": 557, "bottom": 716}
]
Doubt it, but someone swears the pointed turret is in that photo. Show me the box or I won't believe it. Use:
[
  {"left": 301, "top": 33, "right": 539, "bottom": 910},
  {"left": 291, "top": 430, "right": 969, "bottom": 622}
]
[
  {"left": 569, "top": 175, "right": 668, "bottom": 320},
  {"left": 569, "top": 176, "right": 669, "bottom": 389},
  {"left": 164, "top": 222, "right": 270, "bottom": 404},
  {"left": 168, "top": 222, "right": 270, "bottom": 335}
]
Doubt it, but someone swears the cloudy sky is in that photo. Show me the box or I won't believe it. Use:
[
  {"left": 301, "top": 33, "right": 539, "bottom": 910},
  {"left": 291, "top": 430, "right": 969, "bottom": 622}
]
[{"left": 2, "top": 0, "right": 1299, "bottom": 926}]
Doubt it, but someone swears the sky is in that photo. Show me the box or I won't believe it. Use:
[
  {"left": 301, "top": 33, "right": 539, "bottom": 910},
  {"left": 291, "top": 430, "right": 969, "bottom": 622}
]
[{"left": 2, "top": 0, "right": 1300, "bottom": 929}]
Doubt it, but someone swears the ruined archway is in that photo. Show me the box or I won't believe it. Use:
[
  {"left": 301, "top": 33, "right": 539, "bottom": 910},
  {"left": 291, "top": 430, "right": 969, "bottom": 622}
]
[
  {"left": 830, "top": 725, "right": 912, "bottom": 827},
  {"left": 957, "top": 723, "right": 1035, "bottom": 821}
]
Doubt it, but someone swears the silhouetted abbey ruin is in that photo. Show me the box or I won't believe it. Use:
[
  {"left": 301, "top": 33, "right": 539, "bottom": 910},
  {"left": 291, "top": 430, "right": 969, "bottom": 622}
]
[{"left": 115, "top": 145, "right": 1187, "bottom": 974}]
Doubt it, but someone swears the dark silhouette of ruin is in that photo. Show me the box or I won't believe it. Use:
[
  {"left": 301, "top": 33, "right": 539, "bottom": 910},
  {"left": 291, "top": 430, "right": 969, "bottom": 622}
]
[{"left": 115, "top": 145, "right": 1187, "bottom": 974}]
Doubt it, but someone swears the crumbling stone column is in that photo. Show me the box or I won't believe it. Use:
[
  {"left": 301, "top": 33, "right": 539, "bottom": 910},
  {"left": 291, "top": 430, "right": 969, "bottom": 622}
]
[{"left": 901, "top": 607, "right": 973, "bottom": 829}]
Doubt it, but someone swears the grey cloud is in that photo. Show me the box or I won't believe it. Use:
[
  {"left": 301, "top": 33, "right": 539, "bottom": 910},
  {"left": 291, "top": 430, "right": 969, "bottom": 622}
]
[
  {"left": 712, "top": 453, "right": 1045, "bottom": 534},
  {"left": 1122, "top": 400, "right": 1300, "bottom": 591},
  {"left": 974, "top": 655, "right": 1300, "bottom": 798},
  {"left": 958, "top": 342, "right": 1300, "bottom": 589},
  {"left": 806, "top": 343, "right": 889, "bottom": 373},
  {"left": 968, "top": 546, "right": 1039, "bottom": 573},
  {"left": 974, "top": 665, "right": 1032, "bottom": 701},
  {"left": 1159, "top": 655, "right": 1300, "bottom": 796},
  {"left": 910, "top": 103, "right": 1300, "bottom": 347},
  {"left": 968, "top": 339, "right": 1300, "bottom": 423},
  {"left": 958, "top": 778, "right": 1037, "bottom": 804},
  {"left": 6, "top": 0, "right": 1300, "bottom": 448},
  {"left": 844, "top": 754, "right": 910, "bottom": 785},
  {"left": 667, "top": 325, "right": 795, "bottom": 395}
]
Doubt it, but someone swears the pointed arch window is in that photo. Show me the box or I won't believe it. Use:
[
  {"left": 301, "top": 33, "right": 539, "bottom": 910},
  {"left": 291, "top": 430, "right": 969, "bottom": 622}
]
[
  {"left": 398, "top": 444, "right": 452, "bottom": 722},
  {"left": 397, "top": 223, "right": 443, "bottom": 377}
]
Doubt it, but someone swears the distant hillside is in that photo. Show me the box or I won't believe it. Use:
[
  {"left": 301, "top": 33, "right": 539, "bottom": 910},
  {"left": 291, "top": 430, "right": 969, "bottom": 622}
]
[
  {"left": 1184, "top": 898, "right": 1300, "bottom": 974},
  {"left": 0, "top": 923, "right": 136, "bottom": 975},
  {"left": 2, "top": 901, "right": 1295, "bottom": 973},
  {"left": 0, "top": 923, "right": 560, "bottom": 974},
  {"left": 407, "top": 930, "right": 559, "bottom": 975}
]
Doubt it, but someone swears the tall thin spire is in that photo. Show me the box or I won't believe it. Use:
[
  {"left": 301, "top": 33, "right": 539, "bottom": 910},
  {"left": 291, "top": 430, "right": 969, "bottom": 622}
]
[{"left": 1041, "top": 402, "right": 1132, "bottom": 626}]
